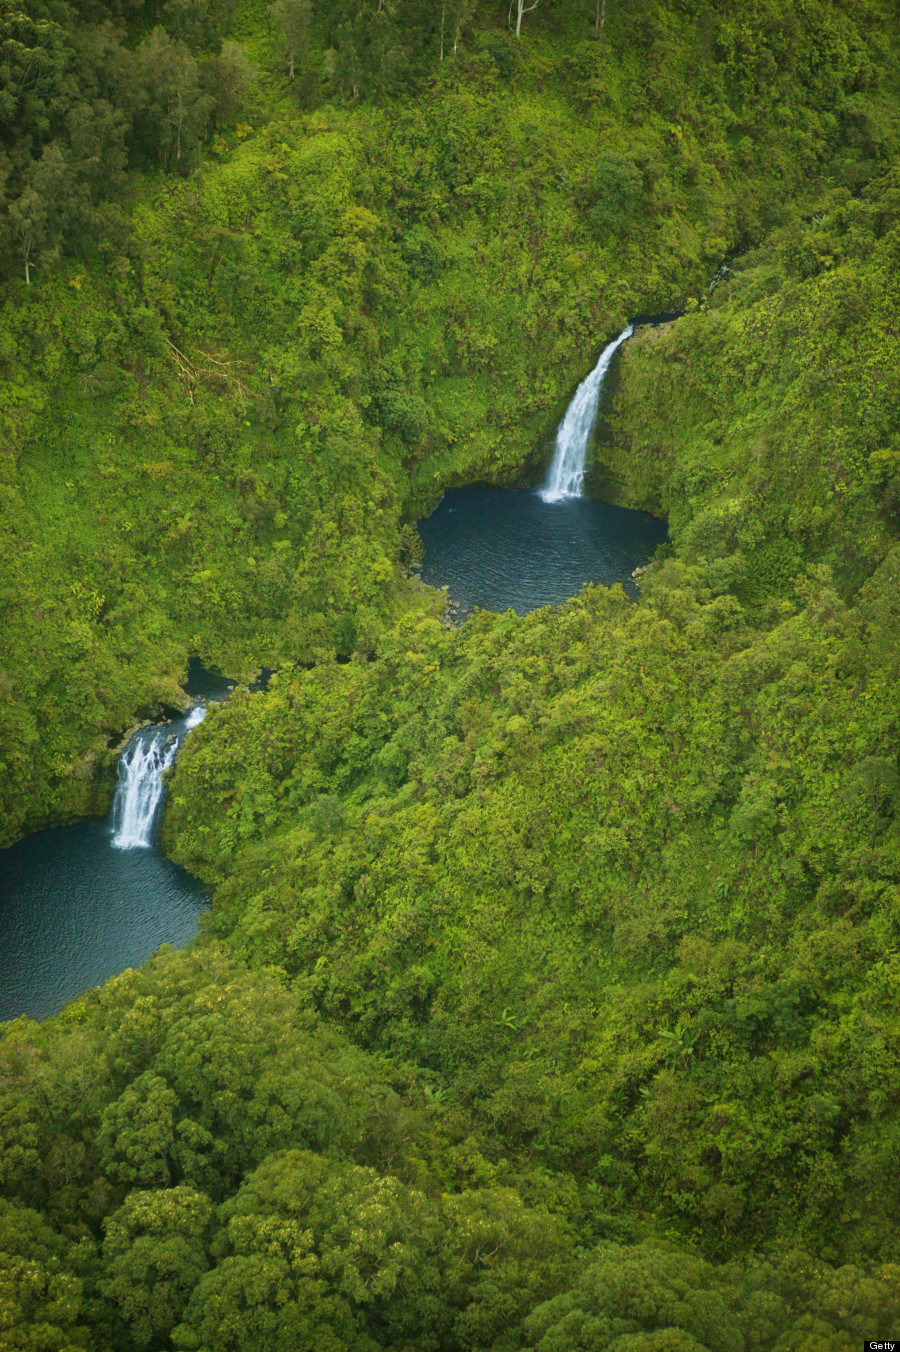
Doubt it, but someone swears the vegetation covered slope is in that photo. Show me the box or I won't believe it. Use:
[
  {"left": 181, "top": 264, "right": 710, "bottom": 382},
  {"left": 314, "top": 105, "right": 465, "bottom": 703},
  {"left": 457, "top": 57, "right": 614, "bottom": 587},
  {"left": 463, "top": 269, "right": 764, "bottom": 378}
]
[
  {"left": 598, "top": 168, "right": 900, "bottom": 601},
  {"left": 2, "top": 0, "right": 895, "bottom": 841},
  {"left": 3, "top": 0, "right": 900, "bottom": 1348},
  {"left": 4, "top": 947, "right": 899, "bottom": 1350},
  {"left": 165, "top": 553, "right": 900, "bottom": 1263}
]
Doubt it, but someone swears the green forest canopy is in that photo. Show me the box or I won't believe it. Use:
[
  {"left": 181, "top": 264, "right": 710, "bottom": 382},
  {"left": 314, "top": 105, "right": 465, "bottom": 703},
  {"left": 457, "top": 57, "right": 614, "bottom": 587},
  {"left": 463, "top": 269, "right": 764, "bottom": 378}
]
[{"left": 2, "top": 0, "right": 900, "bottom": 1347}]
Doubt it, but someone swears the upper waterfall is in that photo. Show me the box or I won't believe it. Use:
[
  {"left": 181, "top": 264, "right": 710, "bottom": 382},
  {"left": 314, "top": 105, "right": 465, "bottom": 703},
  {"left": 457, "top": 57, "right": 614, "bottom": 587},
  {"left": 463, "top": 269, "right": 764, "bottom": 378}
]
[
  {"left": 111, "top": 704, "right": 206, "bottom": 850},
  {"left": 540, "top": 325, "right": 633, "bottom": 503}
]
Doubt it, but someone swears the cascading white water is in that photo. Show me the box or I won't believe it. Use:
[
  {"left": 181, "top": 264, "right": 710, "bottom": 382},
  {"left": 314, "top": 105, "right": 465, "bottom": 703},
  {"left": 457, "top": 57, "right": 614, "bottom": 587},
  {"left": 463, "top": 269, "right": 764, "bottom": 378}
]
[
  {"left": 540, "top": 324, "right": 633, "bottom": 503},
  {"left": 111, "top": 704, "right": 206, "bottom": 850}
]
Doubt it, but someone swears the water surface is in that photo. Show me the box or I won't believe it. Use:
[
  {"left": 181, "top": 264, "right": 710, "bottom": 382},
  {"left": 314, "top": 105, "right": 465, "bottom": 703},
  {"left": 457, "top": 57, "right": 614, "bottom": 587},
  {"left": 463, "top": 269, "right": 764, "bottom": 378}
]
[
  {"left": 0, "top": 824, "right": 206, "bottom": 1022},
  {"left": 418, "top": 485, "right": 667, "bottom": 614},
  {"left": 0, "top": 698, "right": 213, "bottom": 1023}
]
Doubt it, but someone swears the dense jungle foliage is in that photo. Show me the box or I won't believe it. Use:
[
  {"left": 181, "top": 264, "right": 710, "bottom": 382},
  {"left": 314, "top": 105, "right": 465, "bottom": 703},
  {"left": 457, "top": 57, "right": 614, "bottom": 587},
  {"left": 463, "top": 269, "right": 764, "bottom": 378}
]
[
  {"left": 4, "top": 0, "right": 897, "bottom": 840},
  {"left": 3, "top": 0, "right": 900, "bottom": 1347}
]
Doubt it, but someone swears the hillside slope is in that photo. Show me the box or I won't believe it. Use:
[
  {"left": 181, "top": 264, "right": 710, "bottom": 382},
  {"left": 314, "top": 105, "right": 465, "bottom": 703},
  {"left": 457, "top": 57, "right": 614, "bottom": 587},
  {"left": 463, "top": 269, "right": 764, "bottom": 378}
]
[{"left": 2, "top": 0, "right": 897, "bottom": 841}]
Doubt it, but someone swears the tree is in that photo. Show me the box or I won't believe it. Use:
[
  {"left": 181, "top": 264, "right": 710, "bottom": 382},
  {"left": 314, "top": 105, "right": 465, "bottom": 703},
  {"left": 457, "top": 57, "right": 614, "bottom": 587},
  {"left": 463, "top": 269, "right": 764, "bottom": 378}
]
[
  {"left": 203, "top": 42, "right": 257, "bottom": 126},
  {"left": 135, "top": 28, "right": 212, "bottom": 170},
  {"left": 0, "top": 1202, "right": 92, "bottom": 1352},
  {"left": 64, "top": 100, "right": 129, "bottom": 211},
  {"left": 509, "top": 0, "right": 539, "bottom": 39},
  {"left": 170, "top": 1154, "right": 386, "bottom": 1352},
  {"left": 442, "top": 1188, "right": 571, "bottom": 1348},
  {"left": 97, "top": 1073, "right": 180, "bottom": 1188},
  {"left": 0, "top": 10, "right": 71, "bottom": 135},
  {"left": 163, "top": 0, "right": 238, "bottom": 51},
  {"left": 268, "top": 0, "right": 311, "bottom": 81},
  {"left": 449, "top": 0, "right": 477, "bottom": 57},
  {"left": 522, "top": 1244, "right": 744, "bottom": 1352},
  {"left": 183, "top": 1149, "right": 447, "bottom": 1349},
  {"left": 7, "top": 184, "right": 45, "bottom": 283},
  {"left": 172, "top": 1247, "right": 370, "bottom": 1352},
  {"left": 31, "top": 141, "right": 72, "bottom": 246},
  {"left": 101, "top": 1187, "right": 213, "bottom": 1349}
]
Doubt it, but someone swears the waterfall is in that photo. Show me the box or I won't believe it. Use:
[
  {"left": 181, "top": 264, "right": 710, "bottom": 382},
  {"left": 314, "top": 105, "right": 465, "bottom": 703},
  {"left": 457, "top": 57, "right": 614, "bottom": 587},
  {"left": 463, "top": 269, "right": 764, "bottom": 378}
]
[
  {"left": 540, "top": 325, "right": 633, "bottom": 503},
  {"left": 111, "top": 704, "right": 206, "bottom": 850}
]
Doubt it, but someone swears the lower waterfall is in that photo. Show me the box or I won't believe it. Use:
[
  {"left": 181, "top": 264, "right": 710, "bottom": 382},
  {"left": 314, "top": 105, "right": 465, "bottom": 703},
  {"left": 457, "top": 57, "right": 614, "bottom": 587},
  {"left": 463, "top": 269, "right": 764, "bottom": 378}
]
[
  {"left": 111, "top": 704, "right": 206, "bottom": 850},
  {"left": 540, "top": 324, "right": 633, "bottom": 503}
]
